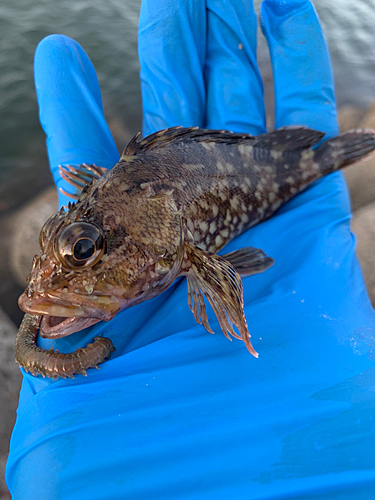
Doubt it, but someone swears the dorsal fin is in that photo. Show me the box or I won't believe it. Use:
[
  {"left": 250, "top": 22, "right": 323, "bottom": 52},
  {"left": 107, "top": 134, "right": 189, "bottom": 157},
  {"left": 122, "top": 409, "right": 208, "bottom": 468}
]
[
  {"left": 252, "top": 126, "right": 325, "bottom": 151},
  {"left": 122, "top": 126, "right": 325, "bottom": 157},
  {"left": 122, "top": 126, "right": 254, "bottom": 156}
]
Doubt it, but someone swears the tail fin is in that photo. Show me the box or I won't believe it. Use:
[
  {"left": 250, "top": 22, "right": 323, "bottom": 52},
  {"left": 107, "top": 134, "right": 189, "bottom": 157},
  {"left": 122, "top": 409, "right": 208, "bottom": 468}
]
[{"left": 314, "top": 128, "right": 375, "bottom": 173}]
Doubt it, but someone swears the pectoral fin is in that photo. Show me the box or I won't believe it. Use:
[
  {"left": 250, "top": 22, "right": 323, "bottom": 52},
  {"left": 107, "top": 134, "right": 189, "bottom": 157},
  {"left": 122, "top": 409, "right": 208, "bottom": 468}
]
[
  {"left": 185, "top": 242, "right": 258, "bottom": 357},
  {"left": 221, "top": 247, "right": 274, "bottom": 277},
  {"left": 59, "top": 164, "right": 108, "bottom": 200}
]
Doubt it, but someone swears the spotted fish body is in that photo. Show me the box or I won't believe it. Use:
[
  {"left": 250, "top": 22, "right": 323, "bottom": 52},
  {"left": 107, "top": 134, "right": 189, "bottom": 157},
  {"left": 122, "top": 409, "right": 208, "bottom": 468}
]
[{"left": 17, "top": 126, "right": 375, "bottom": 378}]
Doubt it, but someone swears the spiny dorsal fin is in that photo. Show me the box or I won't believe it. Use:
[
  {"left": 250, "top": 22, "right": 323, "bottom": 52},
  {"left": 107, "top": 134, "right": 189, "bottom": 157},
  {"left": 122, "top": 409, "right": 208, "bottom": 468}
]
[
  {"left": 122, "top": 126, "right": 254, "bottom": 156},
  {"left": 184, "top": 241, "right": 258, "bottom": 357},
  {"left": 122, "top": 126, "right": 326, "bottom": 157}
]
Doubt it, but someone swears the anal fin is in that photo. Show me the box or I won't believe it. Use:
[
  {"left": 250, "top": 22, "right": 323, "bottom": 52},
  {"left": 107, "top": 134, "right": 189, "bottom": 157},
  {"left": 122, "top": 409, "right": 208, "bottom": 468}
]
[
  {"left": 185, "top": 242, "right": 258, "bottom": 357},
  {"left": 221, "top": 247, "right": 274, "bottom": 278}
]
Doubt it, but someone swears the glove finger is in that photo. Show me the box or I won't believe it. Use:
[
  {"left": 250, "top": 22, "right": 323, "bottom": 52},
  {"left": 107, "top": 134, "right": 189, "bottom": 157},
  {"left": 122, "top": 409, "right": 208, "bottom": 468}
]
[
  {"left": 261, "top": 2, "right": 350, "bottom": 237},
  {"left": 261, "top": 0, "right": 338, "bottom": 138},
  {"left": 34, "top": 35, "right": 119, "bottom": 208},
  {"left": 204, "top": 0, "right": 266, "bottom": 134},
  {"left": 139, "top": 0, "right": 207, "bottom": 135}
]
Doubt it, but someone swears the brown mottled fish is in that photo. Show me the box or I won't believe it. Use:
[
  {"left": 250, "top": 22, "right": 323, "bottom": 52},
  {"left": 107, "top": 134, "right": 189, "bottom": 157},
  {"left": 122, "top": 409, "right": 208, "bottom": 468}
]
[{"left": 16, "top": 126, "right": 375, "bottom": 379}]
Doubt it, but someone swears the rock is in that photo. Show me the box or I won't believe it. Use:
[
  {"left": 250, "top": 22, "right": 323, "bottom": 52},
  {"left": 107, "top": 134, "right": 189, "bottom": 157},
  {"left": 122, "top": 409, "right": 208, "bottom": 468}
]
[
  {"left": 344, "top": 101, "right": 375, "bottom": 303},
  {"left": 10, "top": 187, "right": 58, "bottom": 287},
  {"left": 338, "top": 105, "right": 365, "bottom": 133},
  {"left": 341, "top": 102, "right": 375, "bottom": 211},
  {"left": 0, "top": 308, "right": 20, "bottom": 500},
  {"left": 344, "top": 155, "right": 375, "bottom": 212},
  {"left": 358, "top": 100, "right": 375, "bottom": 130},
  {"left": 351, "top": 201, "right": 375, "bottom": 307}
]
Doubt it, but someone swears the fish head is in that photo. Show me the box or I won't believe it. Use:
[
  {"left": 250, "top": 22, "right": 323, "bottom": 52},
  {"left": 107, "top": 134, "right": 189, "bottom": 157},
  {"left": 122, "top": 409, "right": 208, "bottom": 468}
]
[{"left": 18, "top": 188, "right": 184, "bottom": 338}]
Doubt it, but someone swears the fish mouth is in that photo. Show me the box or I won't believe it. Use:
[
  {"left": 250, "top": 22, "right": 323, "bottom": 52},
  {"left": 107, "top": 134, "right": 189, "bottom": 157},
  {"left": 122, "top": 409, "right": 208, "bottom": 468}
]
[
  {"left": 18, "top": 291, "right": 120, "bottom": 339},
  {"left": 39, "top": 315, "right": 101, "bottom": 338}
]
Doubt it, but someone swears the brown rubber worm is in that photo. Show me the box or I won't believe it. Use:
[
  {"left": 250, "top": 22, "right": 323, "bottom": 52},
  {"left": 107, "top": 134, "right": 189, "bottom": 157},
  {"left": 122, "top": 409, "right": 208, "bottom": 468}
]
[{"left": 15, "top": 313, "right": 115, "bottom": 379}]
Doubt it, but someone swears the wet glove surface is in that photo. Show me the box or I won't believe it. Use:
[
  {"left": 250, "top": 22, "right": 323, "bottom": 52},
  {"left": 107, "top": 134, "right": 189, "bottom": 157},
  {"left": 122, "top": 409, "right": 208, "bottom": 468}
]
[{"left": 6, "top": 1, "right": 375, "bottom": 499}]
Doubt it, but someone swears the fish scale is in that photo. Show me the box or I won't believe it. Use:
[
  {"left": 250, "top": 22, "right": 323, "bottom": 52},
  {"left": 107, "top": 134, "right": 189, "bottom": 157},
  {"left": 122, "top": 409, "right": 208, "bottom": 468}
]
[
  {"left": 101, "top": 128, "right": 320, "bottom": 253},
  {"left": 15, "top": 125, "right": 375, "bottom": 378}
]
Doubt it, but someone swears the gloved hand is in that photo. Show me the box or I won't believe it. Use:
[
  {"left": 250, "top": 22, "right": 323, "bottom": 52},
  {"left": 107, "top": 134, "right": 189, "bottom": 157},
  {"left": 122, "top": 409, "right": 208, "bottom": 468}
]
[{"left": 7, "top": 1, "right": 375, "bottom": 499}]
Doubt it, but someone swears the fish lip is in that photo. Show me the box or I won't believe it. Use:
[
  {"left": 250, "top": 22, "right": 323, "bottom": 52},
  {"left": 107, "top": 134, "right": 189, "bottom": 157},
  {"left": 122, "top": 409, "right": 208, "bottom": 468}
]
[
  {"left": 19, "top": 292, "right": 109, "bottom": 320},
  {"left": 18, "top": 290, "right": 137, "bottom": 339},
  {"left": 18, "top": 290, "right": 114, "bottom": 339},
  {"left": 18, "top": 291, "right": 119, "bottom": 341}
]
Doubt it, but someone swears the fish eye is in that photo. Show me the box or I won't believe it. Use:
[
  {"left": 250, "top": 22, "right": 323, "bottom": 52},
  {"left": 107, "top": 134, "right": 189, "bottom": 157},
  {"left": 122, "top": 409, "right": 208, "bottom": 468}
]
[
  {"left": 55, "top": 222, "right": 106, "bottom": 269},
  {"left": 73, "top": 238, "right": 96, "bottom": 261}
]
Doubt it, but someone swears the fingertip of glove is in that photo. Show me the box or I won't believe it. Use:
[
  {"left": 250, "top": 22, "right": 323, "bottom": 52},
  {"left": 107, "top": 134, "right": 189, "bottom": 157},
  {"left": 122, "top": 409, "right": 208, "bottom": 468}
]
[
  {"left": 34, "top": 35, "right": 93, "bottom": 85},
  {"left": 35, "top": 34, "right": 80, "bottom": 62},
  {"left": 34, "top": 33, "right": 102, "bottom": 115}
]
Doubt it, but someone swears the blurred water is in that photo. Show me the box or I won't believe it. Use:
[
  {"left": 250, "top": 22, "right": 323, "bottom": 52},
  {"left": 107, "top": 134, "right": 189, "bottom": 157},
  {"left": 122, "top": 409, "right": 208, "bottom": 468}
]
[
  {"left": 0, "top": 0, "right": 141, "bottom": 195},
  {"left": 0, "top": 0, "right": 375, "bottom": 195}
]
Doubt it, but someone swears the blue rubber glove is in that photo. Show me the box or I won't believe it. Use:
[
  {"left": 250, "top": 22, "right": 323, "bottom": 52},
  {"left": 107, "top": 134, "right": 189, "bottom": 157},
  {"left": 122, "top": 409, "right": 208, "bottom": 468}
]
[{"left": 7, "top": 1, "right": 375, "bottom": 498}]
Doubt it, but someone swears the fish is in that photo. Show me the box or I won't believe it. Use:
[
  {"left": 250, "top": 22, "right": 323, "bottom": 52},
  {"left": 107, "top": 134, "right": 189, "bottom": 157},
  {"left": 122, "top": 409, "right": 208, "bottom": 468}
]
[{"left": 15, "top": 125, "right": 375, "bottom": 379}]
